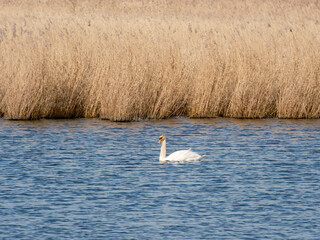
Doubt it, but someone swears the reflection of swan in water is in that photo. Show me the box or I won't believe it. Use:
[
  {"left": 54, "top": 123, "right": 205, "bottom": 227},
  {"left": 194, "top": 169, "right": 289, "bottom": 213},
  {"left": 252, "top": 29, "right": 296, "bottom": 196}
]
[{"left": 158, "top": 135, "right": 206, "bottom": 164}]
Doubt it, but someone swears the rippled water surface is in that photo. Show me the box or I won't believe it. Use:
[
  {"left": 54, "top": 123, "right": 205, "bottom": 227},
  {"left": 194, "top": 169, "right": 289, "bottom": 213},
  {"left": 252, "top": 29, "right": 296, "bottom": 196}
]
[{"left": 0, "top": 118, "right": 319, "bottom": 239}]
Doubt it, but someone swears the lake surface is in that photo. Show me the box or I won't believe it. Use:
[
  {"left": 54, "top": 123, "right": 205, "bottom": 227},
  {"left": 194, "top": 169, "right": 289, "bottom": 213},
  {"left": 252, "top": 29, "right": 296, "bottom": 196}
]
[{"left": 0, "top": 118, "right": 319, "bottom": 239}]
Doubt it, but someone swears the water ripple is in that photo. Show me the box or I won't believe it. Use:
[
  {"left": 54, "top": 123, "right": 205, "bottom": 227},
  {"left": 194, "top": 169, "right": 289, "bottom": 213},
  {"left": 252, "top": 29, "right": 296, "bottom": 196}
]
[{"left": 0, "top": 118, "right": 319, "bottom": 239}]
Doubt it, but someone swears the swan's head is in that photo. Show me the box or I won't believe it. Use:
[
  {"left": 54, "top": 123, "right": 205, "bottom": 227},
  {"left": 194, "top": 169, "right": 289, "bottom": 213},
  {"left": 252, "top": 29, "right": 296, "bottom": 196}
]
[{"left": 158, "top": 134, "right": 166, "bottom": 143}]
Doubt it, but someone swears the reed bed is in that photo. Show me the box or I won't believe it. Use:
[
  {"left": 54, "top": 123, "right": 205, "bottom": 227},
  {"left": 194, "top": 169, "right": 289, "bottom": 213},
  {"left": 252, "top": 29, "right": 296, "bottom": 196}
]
[{"left": 1, "top": 0, "right": 320, "bottom": 120}]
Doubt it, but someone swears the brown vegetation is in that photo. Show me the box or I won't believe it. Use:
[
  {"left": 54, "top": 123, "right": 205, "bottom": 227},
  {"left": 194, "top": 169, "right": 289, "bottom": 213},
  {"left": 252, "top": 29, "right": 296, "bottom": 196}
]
[{"left": 0, "top": 0, "right": 320, "bottom": 120}]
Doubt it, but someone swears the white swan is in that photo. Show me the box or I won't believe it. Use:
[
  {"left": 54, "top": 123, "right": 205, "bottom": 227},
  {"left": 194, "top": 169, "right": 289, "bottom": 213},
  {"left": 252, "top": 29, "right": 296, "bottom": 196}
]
[{"left": 158, "top": 134, "right": 206, "bottom": 164}]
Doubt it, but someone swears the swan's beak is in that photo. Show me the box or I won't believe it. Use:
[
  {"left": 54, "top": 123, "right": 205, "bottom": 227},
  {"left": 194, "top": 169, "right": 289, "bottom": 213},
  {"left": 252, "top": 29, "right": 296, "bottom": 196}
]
[{"left": 158, "top": 139, "right": 162, "bottom": 143}]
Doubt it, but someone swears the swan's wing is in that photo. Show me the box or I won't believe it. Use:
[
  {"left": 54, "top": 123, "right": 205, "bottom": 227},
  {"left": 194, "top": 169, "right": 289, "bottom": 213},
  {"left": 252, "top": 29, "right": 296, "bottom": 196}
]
[
  {"left": 166, "top": 149, "right": 191, "bottom": 161},
  {"left": 166, "top": 149, "right": 204, "bottom": 162}
]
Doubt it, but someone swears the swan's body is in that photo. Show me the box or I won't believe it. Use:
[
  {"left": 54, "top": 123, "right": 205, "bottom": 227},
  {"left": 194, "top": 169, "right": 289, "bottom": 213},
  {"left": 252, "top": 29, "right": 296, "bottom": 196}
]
[{"left": 158, "top": 135, "right": 206, "bottom": 164}]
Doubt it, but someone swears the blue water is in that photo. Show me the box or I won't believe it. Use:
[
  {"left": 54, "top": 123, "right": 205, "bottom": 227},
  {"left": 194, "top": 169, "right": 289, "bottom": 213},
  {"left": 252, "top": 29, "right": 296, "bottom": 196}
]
[{"left": 0, "top": 118, "right": 319, "bottom": 239}]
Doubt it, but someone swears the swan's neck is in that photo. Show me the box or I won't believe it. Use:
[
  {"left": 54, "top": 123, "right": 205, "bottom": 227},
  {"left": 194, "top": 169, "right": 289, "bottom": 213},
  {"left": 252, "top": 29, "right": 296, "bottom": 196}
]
[{"left": 159, "top": 139, "right": 167, "bottom": 161}]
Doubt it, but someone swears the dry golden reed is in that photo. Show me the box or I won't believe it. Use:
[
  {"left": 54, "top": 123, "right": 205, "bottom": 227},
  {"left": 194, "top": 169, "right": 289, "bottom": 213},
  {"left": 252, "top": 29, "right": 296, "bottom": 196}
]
[{"left": 0, "top": 0, "right": 320, "bottom": 120}]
